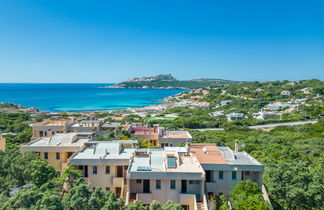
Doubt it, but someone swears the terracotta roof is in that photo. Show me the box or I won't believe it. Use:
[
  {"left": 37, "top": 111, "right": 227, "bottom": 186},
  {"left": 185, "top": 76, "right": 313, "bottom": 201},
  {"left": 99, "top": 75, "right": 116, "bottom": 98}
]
[
  {"left": 133, "top": 130, "right": 158, "bottom": 135},
  {"left": 190, "top": 145, "right": 228, "bottom": 164}
]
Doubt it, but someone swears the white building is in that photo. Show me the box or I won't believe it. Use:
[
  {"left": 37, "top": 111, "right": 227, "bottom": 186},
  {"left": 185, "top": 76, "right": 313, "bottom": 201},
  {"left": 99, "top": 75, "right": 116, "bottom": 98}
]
[
  {"left": 226, "top": 113, "right": 246, "bottom": 121},
  {"left": 281, "top": 91, "right": 291, "bottom": 96},
  {"left": 127, "top": 148, "right": 206, "bottom": 210},
  {"left": 220, "top": 100, "right": 232, "bottom": 106},
  {"left": 209, "top": 111, "right": 224, "bottom": 117}
]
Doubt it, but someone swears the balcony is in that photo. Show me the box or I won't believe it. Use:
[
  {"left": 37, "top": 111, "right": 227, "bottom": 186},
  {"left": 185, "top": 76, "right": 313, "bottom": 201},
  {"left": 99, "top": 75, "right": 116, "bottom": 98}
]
[
  {"left": 112, "top": 177, "right": 124, "bottom": 187},
  {"left": 206, "top": 181, "right": 217, "bottom": 192},
  {"left": 136, "top": 193, "right": 152, "bottom": 204},
  {"left": 180, "top": 193, "right": 196, "bottom": 206}
]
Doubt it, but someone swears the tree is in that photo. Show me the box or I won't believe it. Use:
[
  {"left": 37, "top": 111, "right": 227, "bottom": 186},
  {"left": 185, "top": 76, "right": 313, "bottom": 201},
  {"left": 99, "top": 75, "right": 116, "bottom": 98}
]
[
  {"left": 62, "top": 184, "right": 91, "bottom": 210},
  {"left": 265, "top": 161, "right": 324, "bottom": 209},
  {"left": 101, "top": 190, "right": 123, "bottom": 210},
  {"left": 30, "top": 159, "right": 57, "bottom": 187},
  {"left": 230, "top": 180, "right": 270, "bottom": 210},
  {"left": 1, "top": 187, "right": 42, "bottom": 209},
  {"left": 124, "top": 200, "right": 148, "bottom": 210},
  {"left": 34, "top": 191, "right": 63, "bottom": 210},
  {"left": 161, "top": 200, "right": 183, "bottom": 210},
  {"left": 62, "top": 166, "right": 84, "bottom": 187},
  {"left": 149, "top": 200, "right": 162, "bottom": 210},
  {"left": 208, "top": 195, "right": 229, "bottom": 210}
]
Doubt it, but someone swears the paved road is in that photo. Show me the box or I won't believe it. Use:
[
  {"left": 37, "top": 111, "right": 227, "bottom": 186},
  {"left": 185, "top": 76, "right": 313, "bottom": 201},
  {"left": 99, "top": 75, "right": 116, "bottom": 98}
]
[{"left": 195, "top": 120, "right": 318, "bottom": 132}]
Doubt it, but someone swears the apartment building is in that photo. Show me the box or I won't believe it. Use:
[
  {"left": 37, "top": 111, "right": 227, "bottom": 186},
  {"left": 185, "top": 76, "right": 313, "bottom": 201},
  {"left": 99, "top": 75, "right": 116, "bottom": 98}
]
[
  {"left": 158, "top": 129, "right": 192, "bottom": 147},
  {"left": 126, "top": 148, "right": 206, "bottom": 210},
  {"left": 21, "top": 133, "right": 90, "bottom": 173},
  {"left": 129, "top": 123, "right": 159, "bottom": 145},
  {"left": 32, "top": 120, "right": 72, "bottom": 138},
  {"left": 129, "top": 123, "right": 192, "bottom": 147},
  {"left": 68, "top": 141, "right": 135, "bottom": 198},
  {"left": 190, "top": 143, "right": 264, "bottom": 197},
  {"left": 70, "top": 120, "right": 103, "bottom": 133}
]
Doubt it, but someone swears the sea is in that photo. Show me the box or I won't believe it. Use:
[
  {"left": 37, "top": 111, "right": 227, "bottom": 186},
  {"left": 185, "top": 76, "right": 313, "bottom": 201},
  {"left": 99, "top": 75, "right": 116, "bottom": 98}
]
[{"left": 0, "top": 83, "right": 185, "bottom": 112}]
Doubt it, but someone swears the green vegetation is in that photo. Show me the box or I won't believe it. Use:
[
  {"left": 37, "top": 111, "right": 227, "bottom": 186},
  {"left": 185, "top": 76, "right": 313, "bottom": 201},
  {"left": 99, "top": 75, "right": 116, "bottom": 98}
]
[
  {"left": 190, "top": 120, "right": 324, "bottom": 209},
  {"left": 230, "top": 180, "right": 270, "bottom": 210},
  {"left": 114, "top": 74, "right": 241, "bottom": 89},
  {"left": 0, "top": 112, "right": 32, "bottom": 149},
  {"left": 0, "top": 151, "right": 124, "bottom": 210},
  {"left": 148, "top": 79, "right": 324, "bottom": 129},
  {"left": 97, "top": 129, "right": 132, "bottom": 141}
]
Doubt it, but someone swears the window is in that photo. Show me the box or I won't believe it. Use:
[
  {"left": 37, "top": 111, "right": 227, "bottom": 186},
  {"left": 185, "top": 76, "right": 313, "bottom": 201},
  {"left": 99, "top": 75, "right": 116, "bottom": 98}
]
[
  {"left": 219, "top": 171, "right": 224, "bottom": 180},
  {"left": 44, "top": 152, "right": 48, "bottom": 160},
  {"left": 105, "top": 166, "right": 110, "bottom": 174},
  {"left": 232, "top": 171, "right": 236, "bottom": 180},
  {"left": 167, "top": 157, "right": 176, "bottom": 168},
  {"left": 189, "top": 180, "right": 200, "bottom": 184},
  {"left": 44, "top": 131, "right": 47, "bottom": 136},
  {"left": 56, "top": 152, "right": 60, "bottom": 160},
  {"left": 136, "top": 179, "right": 142, "bottom": 184},
  {"left": 156, "top": 180, "right": 161, "bottom": 189},
  {"left": 170, "top": 180, "right": 176, "bottom": 189},
  {"left": 93, "top": 166, "right": 97, "bottom": 174},
  {"left": 52, "top": 131, "right": 55, "bottom": 135},
  {"left": 106, "top": 187, "right": 110, "bottom": 191}
]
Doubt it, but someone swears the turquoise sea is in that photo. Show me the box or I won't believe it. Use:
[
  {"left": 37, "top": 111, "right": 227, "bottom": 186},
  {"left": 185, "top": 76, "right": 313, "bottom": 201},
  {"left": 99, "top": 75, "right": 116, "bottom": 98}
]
[{"left": 0, "top": 83, "right": 185, "bottom": 112}]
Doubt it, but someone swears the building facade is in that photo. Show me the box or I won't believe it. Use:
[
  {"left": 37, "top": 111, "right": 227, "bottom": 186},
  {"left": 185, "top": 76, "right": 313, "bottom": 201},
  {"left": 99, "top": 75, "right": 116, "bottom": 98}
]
[
  {"left": 32, "top": 120, "right": 72, "bottom": 138},
  {"left": 21, "top": 133, "right": 90, "bottom": 173}
]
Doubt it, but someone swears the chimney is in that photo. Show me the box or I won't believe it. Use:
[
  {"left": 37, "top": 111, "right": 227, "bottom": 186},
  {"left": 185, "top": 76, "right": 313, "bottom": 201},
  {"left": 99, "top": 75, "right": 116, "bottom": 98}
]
[
  {"left": 234, "top": 140, "right": 239, "bottom": 152},
  {"left": 202, "top": 146, "right": 208, "bottom": 153},
  {"left": 185, "top": 140, "right": 191, "bottom": 155}
]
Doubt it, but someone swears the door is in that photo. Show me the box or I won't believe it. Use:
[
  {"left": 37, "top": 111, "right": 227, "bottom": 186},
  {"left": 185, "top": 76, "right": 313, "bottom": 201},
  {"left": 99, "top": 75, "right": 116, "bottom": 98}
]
[
  {"left": 115, "top": 187, "right": 121, "bottom": 198},
  {"left": 206, "top": 170, "right": 211, "bottom": 182},
  {"left": 84, "top": 165, "right": 88, "bottom": 177},
  {"left": 143, "top": 180, "right": 150, "bottom": 193},
  {"left": 181, "top": 180, "right": 187, "bottom": 193},
  {"left": 117, "top": 166, "right": 123, "bottom": 177}
]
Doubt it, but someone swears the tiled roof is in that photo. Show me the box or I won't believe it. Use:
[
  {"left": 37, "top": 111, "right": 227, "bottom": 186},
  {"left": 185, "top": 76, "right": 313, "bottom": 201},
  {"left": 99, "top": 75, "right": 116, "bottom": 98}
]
[{"left": 190, "top": 145, "right": 228, "bottom": 164}]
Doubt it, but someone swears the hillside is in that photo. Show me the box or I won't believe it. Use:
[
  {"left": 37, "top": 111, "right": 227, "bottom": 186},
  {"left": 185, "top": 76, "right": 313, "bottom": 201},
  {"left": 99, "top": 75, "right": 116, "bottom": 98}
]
[
  {"left": 105, "top": 74, "right": 242, "bottom": 89},
  {"left": 148, "top": 79, "right": 324, "bottom": 129}
]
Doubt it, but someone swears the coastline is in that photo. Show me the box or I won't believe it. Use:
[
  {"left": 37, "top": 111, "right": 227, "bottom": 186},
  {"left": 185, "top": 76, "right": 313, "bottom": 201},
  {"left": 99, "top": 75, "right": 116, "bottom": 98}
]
[
  {"left": 98, "top": 85, "right": 189, "bottom": 90},
  {"left": 0, "top": 89, "right": 186, "bottom": 114},
  {"left": 0, "top": 83, "right": 186, "bottom": 113}
]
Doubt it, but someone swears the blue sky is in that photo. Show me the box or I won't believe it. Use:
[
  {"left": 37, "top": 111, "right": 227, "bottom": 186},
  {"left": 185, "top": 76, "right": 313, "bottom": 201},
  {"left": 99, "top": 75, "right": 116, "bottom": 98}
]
[{"left": 0, "top": 0, "right": 323, "bottom": 83}]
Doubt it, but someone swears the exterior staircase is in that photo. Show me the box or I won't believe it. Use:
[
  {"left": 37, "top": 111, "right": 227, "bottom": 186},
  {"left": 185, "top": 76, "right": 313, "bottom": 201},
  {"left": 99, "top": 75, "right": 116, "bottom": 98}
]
[
  {"left": 122, "top": 184, "right": 127, "bottom": 200},
  {"left": 196, "top": 202, "right": 204, "bottom": 210}
]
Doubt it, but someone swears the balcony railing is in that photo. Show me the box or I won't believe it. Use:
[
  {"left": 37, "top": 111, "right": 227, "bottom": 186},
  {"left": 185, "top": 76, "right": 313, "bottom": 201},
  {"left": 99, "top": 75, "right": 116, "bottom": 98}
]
[
  {"left": 112, "top": 177, "right": 124, "bottom": 187},
  {"left": 136, "top": 193, "right": 152, "bottom": 204},
  {"left": 180, "top": 193, "right": 196, "bottom": 206}
]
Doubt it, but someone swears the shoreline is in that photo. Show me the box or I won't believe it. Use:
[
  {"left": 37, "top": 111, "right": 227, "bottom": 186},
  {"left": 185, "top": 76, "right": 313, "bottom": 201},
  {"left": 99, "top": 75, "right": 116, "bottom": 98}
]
[
  {"left": 0, "top": 90, "right": 185, "bottom": 114},
  {"left": 98, "top": 85, "right": 190, "bottom": 90}
]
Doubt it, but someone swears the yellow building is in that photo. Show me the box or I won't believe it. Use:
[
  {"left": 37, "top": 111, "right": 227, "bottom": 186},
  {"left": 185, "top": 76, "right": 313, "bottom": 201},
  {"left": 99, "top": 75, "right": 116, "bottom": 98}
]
[
  {"left": 32, "top": 120, "right": 72, "bottom": 138},
  {"left": 21, "top": 133, "right": 90, "bottom": 173},
  {"left": 68, "top": 141, "right": 136, "bottom": 199}
]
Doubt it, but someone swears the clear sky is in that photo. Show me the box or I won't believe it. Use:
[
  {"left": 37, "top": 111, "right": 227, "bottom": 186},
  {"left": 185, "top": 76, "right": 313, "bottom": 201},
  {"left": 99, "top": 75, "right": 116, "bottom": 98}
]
[{"left": 0, "top": 0, "right": 323, "bottom": 83}]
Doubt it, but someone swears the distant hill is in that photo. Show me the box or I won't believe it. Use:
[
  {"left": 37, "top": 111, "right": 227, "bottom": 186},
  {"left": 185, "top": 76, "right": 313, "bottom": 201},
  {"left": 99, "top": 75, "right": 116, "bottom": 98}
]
[{"left": 105, "top": 74, "right": 242, "bottom": 89}]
